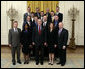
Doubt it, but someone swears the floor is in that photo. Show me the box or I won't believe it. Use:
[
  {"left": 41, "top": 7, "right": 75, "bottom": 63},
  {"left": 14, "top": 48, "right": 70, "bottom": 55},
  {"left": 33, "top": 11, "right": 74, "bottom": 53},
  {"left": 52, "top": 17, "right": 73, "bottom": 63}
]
[{"left": 1, "top": 46, "right": 84, "bottom": 68}]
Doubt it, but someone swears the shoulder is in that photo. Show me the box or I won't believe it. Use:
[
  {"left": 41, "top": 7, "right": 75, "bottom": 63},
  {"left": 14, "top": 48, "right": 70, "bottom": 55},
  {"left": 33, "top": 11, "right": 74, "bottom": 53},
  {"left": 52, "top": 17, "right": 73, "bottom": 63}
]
[
  {"left": 59, "top": 12, "right": 63, "bottom": 15},
  {"left": 9, "top": 28, "right": 13, "bottom": 31},
  {"left": 24, "top": 13, "right": 27, "bottom": 15},
  {"left": 17, "top": 28, "right": 21, "bottom": 31},
  {"left": 63, "top": 28, "right": 68, "bottom": 33}
]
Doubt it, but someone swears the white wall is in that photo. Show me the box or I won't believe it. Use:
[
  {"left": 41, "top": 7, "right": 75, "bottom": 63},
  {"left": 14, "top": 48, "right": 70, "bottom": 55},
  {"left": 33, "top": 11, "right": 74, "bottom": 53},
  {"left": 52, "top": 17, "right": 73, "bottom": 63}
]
[
  {"left": 59, "top": 1, "right": 84, "bottom": 45},
  {"left": 1, "top": 1, "right": 27, "bottom": 45},
  {"left": 1, "top": 1, "right": 84, "bottom": 45}
]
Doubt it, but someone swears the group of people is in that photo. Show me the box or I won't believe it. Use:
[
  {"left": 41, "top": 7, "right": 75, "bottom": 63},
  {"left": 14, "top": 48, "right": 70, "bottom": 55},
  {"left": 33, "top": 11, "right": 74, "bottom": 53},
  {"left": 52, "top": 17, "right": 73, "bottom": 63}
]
[{"left": 8, "top": 6, "right": 68, "bottom": 66}]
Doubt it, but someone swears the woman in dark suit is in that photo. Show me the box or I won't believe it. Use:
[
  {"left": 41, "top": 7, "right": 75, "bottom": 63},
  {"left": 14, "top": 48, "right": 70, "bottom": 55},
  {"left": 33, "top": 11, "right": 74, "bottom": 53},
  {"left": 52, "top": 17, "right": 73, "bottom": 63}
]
[
  {"left": 47, "top": 22, "right": 56, "bottom": 65},
  {"left": 21, "top": 23, "right": 32, "bottom": 64}
]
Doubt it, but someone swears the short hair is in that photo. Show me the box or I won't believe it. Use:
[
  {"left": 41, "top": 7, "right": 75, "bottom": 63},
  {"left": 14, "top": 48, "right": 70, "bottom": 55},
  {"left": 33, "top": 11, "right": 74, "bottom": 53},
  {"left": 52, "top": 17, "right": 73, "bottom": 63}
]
[
  {"left": 27, "top": 6, "right": 30, "bottom": 9},
  {"left": 34, "top": 15, "right": 38, "bottom": 18},
  {"left": 56, "top": 6, "right": 60, "bottom": 9},
  {"left": 41, "top": 11, "right": 44, "bottom": 12},
  {"left": 55, "top": 14, "right": 59, "bottom": 17},
  {"left": 13, "top": 21, "right": 18, "bottom": 24},
  {"left": 43, "top": 14, "right": 47, "bottom": 16},
  {"left": 51, "top": 10, "right": 54, "bottom": 12},
  {"left": 31, "top": 12, "right": 34, "bottom": 14}
]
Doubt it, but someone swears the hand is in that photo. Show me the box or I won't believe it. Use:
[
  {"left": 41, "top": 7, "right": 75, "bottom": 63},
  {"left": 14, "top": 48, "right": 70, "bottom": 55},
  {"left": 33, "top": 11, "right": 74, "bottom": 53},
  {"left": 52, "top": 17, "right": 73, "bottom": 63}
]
[
  {"left": 32, "top": 42, "right": 35, "bottom": 45},
  {"left": 54, "top": 44, "right": 57, "bottom": 48},
  {"left": 44, "top": 42, "right": 47, "bottom": 46},
  {"left": 63, "top": 46, "right": 66, "bottom": 49},
  {"left": 9, "top": 44, "right": 11, "bottom": 47}
]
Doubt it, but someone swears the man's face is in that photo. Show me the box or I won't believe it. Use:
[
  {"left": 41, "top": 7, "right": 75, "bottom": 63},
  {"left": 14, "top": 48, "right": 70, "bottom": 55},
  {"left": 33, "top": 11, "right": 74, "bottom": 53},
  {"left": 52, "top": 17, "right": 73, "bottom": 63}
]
[
  {"left": 27, "top": 8, "right": 31, "bottom": 12},
  {"left": 51, "top": 12, "right": 54, "bottom": 16},
  {"left": 46, "top": 8, "right": 49, "bottom": 13},
  {"left": 41, "top": 12, "right": 44, "bottom": 16},
  {"left": 27, "top": 16, "right": 30, "bottom": 21},
  {"left": 43, "top": 16, "right": 47, "bottom": 21},
  {"left": 36, "top": 8, "right": 39, "bottom": 12},
  {"left": 13, "top": 23, "right": 18, "bottom": 28},
  {"left": 56, "top": 7, "right": 59, "bottom": 12},
  {"left": 34, "top": 17, "right": 38, "bottom": 22},
  {"left": 59, "top": 23, "right": 63, "bottom": 29},
  {"left": 54, "top": 16, "right": 59, "bottom": 20},
  {"left": 31, "top": 13, "right": 34, "bottom": 17},
  {"left": 38, "top": 19, "right": 42, "bottom": 26}
]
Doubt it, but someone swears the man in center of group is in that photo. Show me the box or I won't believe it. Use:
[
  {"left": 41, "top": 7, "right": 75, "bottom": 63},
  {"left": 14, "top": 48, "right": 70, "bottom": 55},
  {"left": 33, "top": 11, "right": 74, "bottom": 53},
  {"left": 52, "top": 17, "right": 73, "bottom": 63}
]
[{"left": 32, "top": 19, "right": 46, "bottom": 65}]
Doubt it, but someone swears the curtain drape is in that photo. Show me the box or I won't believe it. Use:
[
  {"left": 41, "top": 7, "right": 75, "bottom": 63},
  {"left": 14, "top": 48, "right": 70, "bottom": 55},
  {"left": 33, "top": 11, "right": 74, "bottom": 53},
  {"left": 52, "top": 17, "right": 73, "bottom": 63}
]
[{"left": 27, "top": 1, "right": 59, "bottom": 13}]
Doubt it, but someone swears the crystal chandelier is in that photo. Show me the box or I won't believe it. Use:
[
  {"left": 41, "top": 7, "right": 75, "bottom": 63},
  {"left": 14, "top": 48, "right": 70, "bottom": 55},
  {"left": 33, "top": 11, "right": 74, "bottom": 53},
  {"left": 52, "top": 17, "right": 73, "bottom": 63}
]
[{"left": 7, "top": 5, "right": 18, "bottom": 28}]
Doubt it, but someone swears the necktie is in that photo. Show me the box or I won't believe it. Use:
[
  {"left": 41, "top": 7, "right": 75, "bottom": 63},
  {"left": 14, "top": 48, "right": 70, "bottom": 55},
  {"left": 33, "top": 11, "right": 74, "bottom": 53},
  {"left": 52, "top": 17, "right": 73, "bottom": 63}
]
[
  {"left": 39, "top": 26, "right": 41, "bottom": 35},
  {"left": 58, "top": 29, "right": 62, "bottom": 36},
  {"left": 15, "top": 28, "right": 18, "bottom": 32}
]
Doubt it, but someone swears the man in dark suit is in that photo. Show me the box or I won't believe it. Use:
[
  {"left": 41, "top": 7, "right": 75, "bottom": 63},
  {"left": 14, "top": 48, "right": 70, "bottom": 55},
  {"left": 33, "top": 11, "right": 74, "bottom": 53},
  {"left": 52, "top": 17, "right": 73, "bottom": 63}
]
[
  {"left": 34, "top": 7, "right": 41, "bottom": 18},
  {"left": 24, "top": 6, "right": 31, "bottom": 23},
  {"left": 40, "top": 11, "right": 44, "bottom": 21},
  {"left": 46, "top": 8, "right": 52, "bottom": 23},
  {"left": 8, "top": 21, "right": 22, "bottom": 65},
  {"left": 55, "top": 6, "right": 63, "bottom": 22},
  {"left": 42, "top": 15, "right": 49, "bottom": 57},
  {"left": 56, "top": 22, "right": 68, "bottom": 66},
  {"left": 23, "top": 15, "right": 33, "bottom": 30},
  {"left": 32, "top": 19, "right": 46, "bottom": 65},
  {"left": 32, "top": 16, "right": 38, "bottom": 28}
]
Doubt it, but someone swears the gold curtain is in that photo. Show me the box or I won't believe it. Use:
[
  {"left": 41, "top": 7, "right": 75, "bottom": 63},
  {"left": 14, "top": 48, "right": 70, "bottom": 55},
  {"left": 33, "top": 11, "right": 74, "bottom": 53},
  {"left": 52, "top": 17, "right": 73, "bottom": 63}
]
[{"left": 27, "top": 1, "right": 59, "bottom": 13}]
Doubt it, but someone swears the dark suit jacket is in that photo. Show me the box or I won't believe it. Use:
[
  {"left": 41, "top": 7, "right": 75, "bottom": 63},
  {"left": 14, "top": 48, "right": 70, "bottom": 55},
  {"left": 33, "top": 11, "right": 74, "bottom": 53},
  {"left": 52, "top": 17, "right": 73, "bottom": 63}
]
[
  {"left": 21, "top": 29, "right": 32, "bottom": 45},
  {"left": 23, "top": 20, "right": 33, "bottom": 31},
  {"left": 47, "top": 29, "right": 57, "bottom": 46},
  {"left": 56, "top": 13, "right": 63, "bottom": 22},
  {"left": 53, "top": 20, "right": 59, "bottom": 30},
  {"left": 34, "top": 12, "right": 41, "bottom": 18},
  {"left": 24, "top": 12, "right": 31, "bottom": 23},
  {"left": 46, "top": 12, "right": 52, "bottom": 22},
  {"left": 32, "top": 26, "right": 46, "bottom": 46},
  {"left": 32, "top": 20, "right": 38, "bottom": 28},
  {"left": 57, "top": 28, "right": 68, "bottom": 49},
  {"left": 8, "top": 28, "right": 21, "bottom": 47},
  {"left": 42, "top": 21, "right": 49, "bottom": 31}
]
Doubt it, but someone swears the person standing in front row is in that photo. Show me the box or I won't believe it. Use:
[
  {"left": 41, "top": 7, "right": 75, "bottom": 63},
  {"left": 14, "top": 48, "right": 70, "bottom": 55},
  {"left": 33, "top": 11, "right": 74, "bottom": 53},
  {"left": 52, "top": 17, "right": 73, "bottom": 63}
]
[
  {"left": 47, "top": 23, "right": 57, "bottom": 65},
  {"left": 8, "top": 21, "right": 22, "bottom": 65},
  {"left": 56, "top": 22, "right": 68, "bottom": 66},
  {"left": 32, "top": 19, "right": 47, "bottom": 65},
  {"left": 21, "top": 23, "right": 32, "bottom": 64}
]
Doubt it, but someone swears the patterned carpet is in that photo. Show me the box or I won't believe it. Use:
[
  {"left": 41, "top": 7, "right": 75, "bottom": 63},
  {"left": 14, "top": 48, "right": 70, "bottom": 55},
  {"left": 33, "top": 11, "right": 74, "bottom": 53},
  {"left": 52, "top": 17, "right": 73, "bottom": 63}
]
[{"left": 1, "top": 47, "right": 84, "bottom": 68}]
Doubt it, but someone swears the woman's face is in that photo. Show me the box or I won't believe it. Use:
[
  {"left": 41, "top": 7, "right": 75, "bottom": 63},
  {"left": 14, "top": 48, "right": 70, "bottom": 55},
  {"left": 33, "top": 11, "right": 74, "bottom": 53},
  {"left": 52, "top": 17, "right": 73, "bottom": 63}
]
[
  {"left": 50, "top": 23, "right": 53, "bottom": 29},
  {"left": 25, "top": 24, "right": 28, "bottom": 29}
]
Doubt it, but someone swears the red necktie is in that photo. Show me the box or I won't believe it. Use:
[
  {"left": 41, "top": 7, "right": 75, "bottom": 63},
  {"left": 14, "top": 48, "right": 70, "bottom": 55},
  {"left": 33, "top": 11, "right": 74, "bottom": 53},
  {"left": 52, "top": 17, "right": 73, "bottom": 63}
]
[{"left": 39, "top": 26, "right": 41, "bottom": 35}]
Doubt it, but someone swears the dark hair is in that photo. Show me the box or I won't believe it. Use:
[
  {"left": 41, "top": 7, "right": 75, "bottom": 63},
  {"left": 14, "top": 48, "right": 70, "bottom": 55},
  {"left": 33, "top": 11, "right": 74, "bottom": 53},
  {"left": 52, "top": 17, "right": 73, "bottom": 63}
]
[
  {"left": 41, "top": 11, "right": 44, "bottom": 12},
  {"left": 51, "top": 10, "right": 54, "bottom": 12},
  {"left": 48, "top": 22, "right": 54, "bottom": 30},
  {"left": 27, "top": 15, "right": 31, "bottom": 20},
  {"left": 31, "top": 12, "right": 34, "bottom": 14},
  {"left": 43, "top": 14, "right": 47, "bottom": 16},
  {"left": 23, "top": 23, "right": 29, "bottom": 31},
  {"left": 34, "top": 15, "right": 39, "bottom": 19},
  {"left": 55, "top": 14, "right": 59, "bottom": 17},
  {"left": 27, "top": 6, "right": 30, "bottom": 9}
]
